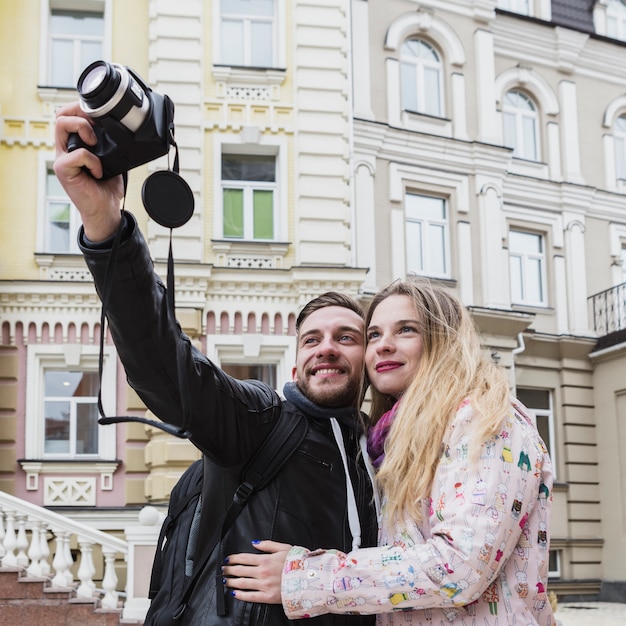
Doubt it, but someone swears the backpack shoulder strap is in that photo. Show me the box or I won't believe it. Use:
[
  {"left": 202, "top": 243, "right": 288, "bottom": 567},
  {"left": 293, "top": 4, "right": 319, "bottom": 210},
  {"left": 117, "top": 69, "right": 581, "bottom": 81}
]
[
  {"left": 172, "top": 408, "right": 308, "bottom": 621},
  {"left": 148, "top": 458, "right": 203, "bottom": 599}
]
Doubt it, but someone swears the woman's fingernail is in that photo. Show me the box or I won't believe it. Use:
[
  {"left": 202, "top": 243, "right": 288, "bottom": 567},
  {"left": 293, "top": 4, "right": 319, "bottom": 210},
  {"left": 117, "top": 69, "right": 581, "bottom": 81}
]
[
  {"left": 223, "top": 557, "right": 229, "bottom": 564},
  {"left": 251, "top": 539, "right": 260, "bottom": 545},
  {"left": 231, "top": 590, "right": 237, "bottom": 597}
]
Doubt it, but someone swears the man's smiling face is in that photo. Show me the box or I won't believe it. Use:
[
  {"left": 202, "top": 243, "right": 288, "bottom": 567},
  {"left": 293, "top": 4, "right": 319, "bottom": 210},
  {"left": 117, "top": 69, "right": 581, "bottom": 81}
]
[{"left": 293, "top": 306, "right": 365, "bottom": 408}]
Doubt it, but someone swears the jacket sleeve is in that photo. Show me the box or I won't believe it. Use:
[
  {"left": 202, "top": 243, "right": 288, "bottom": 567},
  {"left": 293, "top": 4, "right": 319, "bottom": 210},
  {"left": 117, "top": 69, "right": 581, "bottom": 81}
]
[
  {"left": 281, "top": 400, "right": 552, "bottom": 618},
  {"left": 79, "top": 212, "right": 280, "bottom": 465}
]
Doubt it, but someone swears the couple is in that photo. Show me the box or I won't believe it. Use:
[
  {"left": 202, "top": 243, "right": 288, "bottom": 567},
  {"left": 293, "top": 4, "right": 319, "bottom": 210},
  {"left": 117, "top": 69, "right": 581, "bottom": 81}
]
[{"left": 54, "top": 102, "right": 555, "bottom": 626}]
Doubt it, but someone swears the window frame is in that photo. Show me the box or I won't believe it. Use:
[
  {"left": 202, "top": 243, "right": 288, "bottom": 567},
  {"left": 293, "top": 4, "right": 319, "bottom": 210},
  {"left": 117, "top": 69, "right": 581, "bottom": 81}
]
[
  {"left": 25, "top": 343, "right": 117, "bottom": 461},
  {"left": 404, "top": 192, "right": 451, "bottom": 279},
  {"left": 213, "top": 135, "right": 288, "bottom": 245},
  {"left": 606, "top": 0, "right": 626, "bottom": 41},
  {"left": 509, "top": 229, "right": 548, "bottom": 307},
  {"left": 516, "top": 387, "right": 557, "bottom": 480},
  {"left": 205, "top": 334, "right": 295, "bottom": 395},
  {"left": 399, "top": 38, "right": 444, "bottom": 118},
  {"left": 39, "top": 0, "right": 111, "bottom": 89},
  {"left": 214, "top": 0, "right": 285, "bottom": 69},
  {"left": 41, "top": 164, "right": 82, "bottom": 254},
  {"left": 221, "top": 153, "right": 278, "bottom": 241},
  {"left": 502, "top": 89, "right": 540, "bottom": 162}
]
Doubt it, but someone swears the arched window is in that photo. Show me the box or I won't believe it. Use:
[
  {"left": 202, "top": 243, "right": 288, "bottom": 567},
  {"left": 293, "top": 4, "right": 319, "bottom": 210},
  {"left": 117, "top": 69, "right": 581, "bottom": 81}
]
[
  {"left": 614, "top": 115, "right": 626, "bottom": 179},
  {"left": 607, "top": 0, "right": 626, "bottom": 41},
  {"left": 502, "top": 90, "right": 539, "bottom": 161},
  {"left": 400, "top": 39, "right": 443, "bottom": 117}
]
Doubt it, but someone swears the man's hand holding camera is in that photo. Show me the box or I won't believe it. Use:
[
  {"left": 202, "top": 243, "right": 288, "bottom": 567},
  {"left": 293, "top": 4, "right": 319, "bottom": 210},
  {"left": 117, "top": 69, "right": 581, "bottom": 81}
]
[{"left": 54, "top": 102, "right": 125, "bottom": 242}]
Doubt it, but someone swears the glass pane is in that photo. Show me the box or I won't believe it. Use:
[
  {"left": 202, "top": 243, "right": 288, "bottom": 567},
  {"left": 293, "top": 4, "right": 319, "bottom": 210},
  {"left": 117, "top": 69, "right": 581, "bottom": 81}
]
[
  {"left": 76, "top": 403, "right": 98, "bottom": 454},
  {"left": 46, "top": 371, "right": 98, "bottom": 397},
  {"left": 80, "top": 41, "right": 103, "bottom": 72},
  {"left": 406, "top": 194, "right": 445, "bottom": 220},
  {"left": 50, "top": 40, "right": 74, "bottom": 86},
  {"left": 429, "top": 223, "right": 446, "bottom": 274},
  {"left": 509, "top": 255, "right": 524, "bottom": 301},
  {"left": 527, "top": 258, "right": 544, "bottom": 302},
  {"left": 535, "top": 414, "right": 551, "bottom": 454},
  {"left": 221, "top": 20, "right": 244, "bottom": 65},
  {"left": 516, "top": 388, "right": 550, "bottom": 410},
  {"left": 522, "top": 116, "right": 538, "bottom": 160},
  {"left": 423, "top": 67, "right": 441, "bottom": 116},
  {"left": 503, "top": 112, "right": 517, "bottom": 150},
  {"left": 45, "top": 400, "right": 70, "bottom": 454},
  {"left": 222, "top": 0, "right": 274, "bottom": 16},
  {"left": 223, "top": 155, "right": 275, "bottom": 181},
  {"left": 47, "top": 202, "right": 71, "bottom": 252},
  {"left": 616, "top": 137, "right": 626, "bottom": 178},
  {"left": 509, "top": 231, "right": 541, "bottom": 254},
  {"left": 406, "top": 221, "right": 423, "bottom": 272},
  {"left": 253, "top": 190, "right": 274, "bottom": 239},
  {"left": 222, "top": 363, "right": 277, "bottom": 388},
  {"left": 250, "top": 21, "right": 273, "bottom": 67},
  {"left": 400, "top": 63, "right": 417, "bottom": 111},
  {"left": 223, "top": 189, "right": 244, "bottom": 237},
  {"left": 51, "top": 11, "right": 104, "bottom": 36}
]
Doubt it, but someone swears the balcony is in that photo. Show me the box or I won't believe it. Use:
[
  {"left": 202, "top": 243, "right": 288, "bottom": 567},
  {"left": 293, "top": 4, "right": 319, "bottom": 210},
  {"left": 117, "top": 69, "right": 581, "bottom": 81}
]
[{"left": 588, "top": 282, "right": 626, "bottom": 350}]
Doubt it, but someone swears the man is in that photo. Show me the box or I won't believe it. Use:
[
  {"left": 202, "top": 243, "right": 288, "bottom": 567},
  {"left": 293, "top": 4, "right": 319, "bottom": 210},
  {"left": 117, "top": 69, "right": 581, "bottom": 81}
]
[{"left": 54, "top": 102, "right": 377, "bottom": 625}]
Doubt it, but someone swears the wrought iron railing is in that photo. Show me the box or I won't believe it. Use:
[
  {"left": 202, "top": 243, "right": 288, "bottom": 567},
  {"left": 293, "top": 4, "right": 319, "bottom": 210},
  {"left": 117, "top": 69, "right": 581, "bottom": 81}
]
[{"left": 588, "top": 282, "right": 626, "bottom": 337}]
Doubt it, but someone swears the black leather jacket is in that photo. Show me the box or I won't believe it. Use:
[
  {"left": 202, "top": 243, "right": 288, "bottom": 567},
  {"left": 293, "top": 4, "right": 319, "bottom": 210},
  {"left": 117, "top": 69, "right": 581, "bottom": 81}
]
[{"left": 80, "top": 214, "right": 377, "bottom": 625}]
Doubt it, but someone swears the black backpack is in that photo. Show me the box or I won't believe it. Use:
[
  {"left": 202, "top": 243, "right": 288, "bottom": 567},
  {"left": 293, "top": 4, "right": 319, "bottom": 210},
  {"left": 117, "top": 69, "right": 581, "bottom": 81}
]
[{"left": 145, "top": 408, "right": 308, "bottom": 624}]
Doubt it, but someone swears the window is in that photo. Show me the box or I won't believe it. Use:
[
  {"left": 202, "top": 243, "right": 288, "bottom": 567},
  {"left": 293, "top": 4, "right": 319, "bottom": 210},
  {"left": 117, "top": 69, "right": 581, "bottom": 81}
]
[
  {"left": 25, "top": 344, "right": 117, "bottom": 461},
  {"left": 607, "top": 0, "right": 626, "bottom": 41},
  {"left": 614, "top": 115, "right": 626, "bottom": 180},
  {"left": 400, "top": 39, "right": 443, "bottom": 117},
  {"left": 44, "top": 370, "right": 99, "bottom": 456},
  {"left": 222, "top": 154, "right": 276, "bottom": 240},
  {"left": 503, "top": 90, "right": 539, "bottom": 161},
  {"left": 219, "top": 0, "right": 275, "bottom": 67},
  {"left": 405, "top": 194, "right": 450, "bottom": 278},
  {"left": 222, "top": 363, "right": 277, "bottom": 388},
  {"left": 621, "top": 245, "right": 626, "bottom": 284},
  {"left": 515, "top": 388, "right": 556, "bottom": 476},
  {"left": 48, "top": 8, "right": 104, "bottom": 87},
  {"left": 497, "top": 0, "right": 530, "bottom": 15},
  {"left": 44, "top": 168, "right": 80, "bottom": 253},
  {"left": 509, "top": 230, "right": 547, "bottom": 306},
  {"left": 548, "top": 549, "right": 561, "bottom": 578}
]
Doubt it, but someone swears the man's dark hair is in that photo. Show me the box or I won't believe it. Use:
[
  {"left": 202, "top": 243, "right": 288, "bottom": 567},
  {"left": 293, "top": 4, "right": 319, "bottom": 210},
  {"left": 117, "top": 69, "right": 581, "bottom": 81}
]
[{"left": 295, "top": 291, "right": 364, "bottom": 333}]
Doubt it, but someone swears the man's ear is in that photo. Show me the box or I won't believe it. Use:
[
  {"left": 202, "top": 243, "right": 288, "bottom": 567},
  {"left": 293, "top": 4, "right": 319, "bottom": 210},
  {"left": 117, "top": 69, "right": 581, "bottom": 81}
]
[{"left": 291, "top": 366, "right": 298, "bottom": 381}]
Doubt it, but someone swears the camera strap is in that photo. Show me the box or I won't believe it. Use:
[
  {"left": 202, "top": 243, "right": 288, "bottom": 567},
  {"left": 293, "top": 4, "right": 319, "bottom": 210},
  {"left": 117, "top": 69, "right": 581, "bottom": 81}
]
[{"left": 96, "top": 174, "right": 192, "bottom": 439}]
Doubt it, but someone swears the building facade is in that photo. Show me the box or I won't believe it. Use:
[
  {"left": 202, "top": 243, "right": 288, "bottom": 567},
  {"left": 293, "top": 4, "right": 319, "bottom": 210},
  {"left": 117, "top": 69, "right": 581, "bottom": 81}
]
[{"left": 0, "top": 0, "right": 625, "bottom": 603}]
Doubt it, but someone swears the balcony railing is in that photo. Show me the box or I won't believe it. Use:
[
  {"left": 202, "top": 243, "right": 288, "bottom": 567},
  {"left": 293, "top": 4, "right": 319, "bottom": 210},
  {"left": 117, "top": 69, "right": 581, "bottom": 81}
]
[{"left": 589, "top": 282, "right": 626, "bottom": 342}]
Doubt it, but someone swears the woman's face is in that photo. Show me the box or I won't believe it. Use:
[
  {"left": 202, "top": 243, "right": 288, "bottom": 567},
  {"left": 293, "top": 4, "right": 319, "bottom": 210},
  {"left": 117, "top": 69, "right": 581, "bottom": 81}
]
[{"left": 366, "top": 294, "right": 424, "bottom": 399}]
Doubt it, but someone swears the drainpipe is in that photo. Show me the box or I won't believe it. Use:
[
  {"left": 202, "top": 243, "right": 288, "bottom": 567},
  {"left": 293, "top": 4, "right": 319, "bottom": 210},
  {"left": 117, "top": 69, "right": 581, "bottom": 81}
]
[{"left": 510, "top": 332, "right": 526, "bottom": 395}]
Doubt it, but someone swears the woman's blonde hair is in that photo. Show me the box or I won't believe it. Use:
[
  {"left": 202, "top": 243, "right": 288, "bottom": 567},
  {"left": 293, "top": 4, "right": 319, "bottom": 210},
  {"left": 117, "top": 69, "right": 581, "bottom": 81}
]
[{"left": 366, "top": 279, "right": 510, "bottom": 524}]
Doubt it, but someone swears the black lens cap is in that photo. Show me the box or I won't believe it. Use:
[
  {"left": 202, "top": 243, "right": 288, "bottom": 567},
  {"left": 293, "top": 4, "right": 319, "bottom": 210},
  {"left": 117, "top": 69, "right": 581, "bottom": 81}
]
[{"left": 142, "top": 170, "right": 194, "bottom": 229}]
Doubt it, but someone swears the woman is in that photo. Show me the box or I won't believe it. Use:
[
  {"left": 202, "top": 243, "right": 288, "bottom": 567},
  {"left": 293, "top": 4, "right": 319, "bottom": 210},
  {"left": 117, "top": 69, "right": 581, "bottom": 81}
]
[{"left": 224, "top": 280, "right": 556, "bottom": 625}]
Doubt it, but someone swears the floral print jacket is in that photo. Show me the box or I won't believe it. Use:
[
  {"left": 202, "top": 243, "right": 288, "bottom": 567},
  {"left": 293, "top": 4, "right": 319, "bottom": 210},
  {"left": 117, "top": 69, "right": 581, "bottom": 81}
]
[{"left": 281, "top": 399, "right": 556, "bottom": 626}]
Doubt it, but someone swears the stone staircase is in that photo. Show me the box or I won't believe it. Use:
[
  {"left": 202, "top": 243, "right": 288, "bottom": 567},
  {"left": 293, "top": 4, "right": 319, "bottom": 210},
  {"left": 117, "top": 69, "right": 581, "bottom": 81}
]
[{"left": 0, "top": 567, "right": 141, "bottom": 625}]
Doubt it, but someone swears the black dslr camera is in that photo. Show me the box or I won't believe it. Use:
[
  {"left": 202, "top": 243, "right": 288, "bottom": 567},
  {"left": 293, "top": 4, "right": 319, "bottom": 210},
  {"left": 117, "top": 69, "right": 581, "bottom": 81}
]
[{"left": 67, "top": 60, "right": 174, "bottom": 179}]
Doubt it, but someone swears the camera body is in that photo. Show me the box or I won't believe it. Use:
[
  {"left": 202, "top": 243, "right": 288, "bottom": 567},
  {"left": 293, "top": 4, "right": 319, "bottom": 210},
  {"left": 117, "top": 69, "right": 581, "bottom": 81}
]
[{"left": 68, "top": 61, "right": 174, "bottom": 179}]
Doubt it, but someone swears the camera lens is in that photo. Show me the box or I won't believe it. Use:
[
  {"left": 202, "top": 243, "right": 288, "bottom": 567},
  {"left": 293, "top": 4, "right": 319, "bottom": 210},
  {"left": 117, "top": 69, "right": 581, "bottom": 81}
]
[
  {"left": 77, "top": 61, "right": 122, "bottom": 110},
  {"left": 76, "top": 61, "right": 150, "bottom": 132}
]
